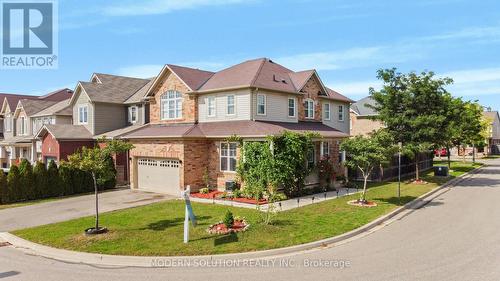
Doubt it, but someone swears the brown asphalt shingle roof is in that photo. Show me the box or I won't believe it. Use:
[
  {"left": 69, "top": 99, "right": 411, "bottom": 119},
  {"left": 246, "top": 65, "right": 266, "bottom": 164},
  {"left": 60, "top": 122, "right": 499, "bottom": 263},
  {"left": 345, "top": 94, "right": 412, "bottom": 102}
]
[
  {"left": 1, "top": 88, "right": 72, "bottom": 111},
  {"left": 124, "top": 78, "right": 155, "bottom": 104},
  {"left": 123, "top": 120, "right": 349, "bottom": 139},
  {"left": 31, "top": 99, "right": 72, "bottom": 117},
  {"left": 167, "top": 64, "right": 214, "bottom": 91},
  {"left": 80, "top": 74, "right": 151, "bottom": 104},
  {"left": 37, "top": 124, "right": 93, "bottom": 140},
  {"left": 17, "top": 99, "right": 58, "bottom": 116}
]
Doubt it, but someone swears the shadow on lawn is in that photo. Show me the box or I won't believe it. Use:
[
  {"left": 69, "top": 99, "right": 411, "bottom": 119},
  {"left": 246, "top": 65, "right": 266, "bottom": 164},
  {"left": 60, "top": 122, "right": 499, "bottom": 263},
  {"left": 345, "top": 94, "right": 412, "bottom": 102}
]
[
  {"left": 214, "top": 232, "right": 238, "bottom": 246},
  {"left": 143, "top": 216, "right": 211, "bottom": 231}
]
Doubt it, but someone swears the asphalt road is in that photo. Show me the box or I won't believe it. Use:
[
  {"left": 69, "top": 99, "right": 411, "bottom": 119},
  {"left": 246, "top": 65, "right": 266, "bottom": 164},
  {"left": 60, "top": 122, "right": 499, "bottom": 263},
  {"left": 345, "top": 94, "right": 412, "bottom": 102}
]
[
  {"left": 0, "top": 189, "right": 172, "bottom": 232},
  {"left": 1, "top": 159, "right": 499, "bottom": 281}
]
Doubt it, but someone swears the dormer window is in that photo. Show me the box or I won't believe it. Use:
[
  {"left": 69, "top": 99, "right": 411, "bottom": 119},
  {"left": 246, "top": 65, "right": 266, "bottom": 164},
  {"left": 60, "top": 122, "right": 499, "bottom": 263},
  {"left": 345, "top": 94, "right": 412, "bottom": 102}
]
[
  {"left": 161, "top": 90, "right": 183, "bottom": 120},
  {"left": 128, "top": 106, "right": 138, "bottom": 123},
  {"left": 304, "top": 99, "right": 314, "bottom": 119}
]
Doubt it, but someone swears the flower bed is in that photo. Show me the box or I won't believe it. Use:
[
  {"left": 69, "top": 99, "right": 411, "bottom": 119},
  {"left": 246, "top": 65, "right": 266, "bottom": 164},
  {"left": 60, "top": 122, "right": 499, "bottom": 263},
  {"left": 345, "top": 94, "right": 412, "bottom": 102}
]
[
  {"left": 191, "top": 191, "right": 267, "bottom": 205},
  {"left": 207, "top": 219, "right": 250, "bottom": 235}
]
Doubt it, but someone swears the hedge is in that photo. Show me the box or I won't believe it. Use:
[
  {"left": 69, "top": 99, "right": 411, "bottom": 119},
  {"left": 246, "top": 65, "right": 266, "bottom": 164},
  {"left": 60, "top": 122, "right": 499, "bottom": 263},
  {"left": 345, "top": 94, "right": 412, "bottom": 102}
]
[{"left": 0, "top": 159, "right": 117, "bottom": 205}]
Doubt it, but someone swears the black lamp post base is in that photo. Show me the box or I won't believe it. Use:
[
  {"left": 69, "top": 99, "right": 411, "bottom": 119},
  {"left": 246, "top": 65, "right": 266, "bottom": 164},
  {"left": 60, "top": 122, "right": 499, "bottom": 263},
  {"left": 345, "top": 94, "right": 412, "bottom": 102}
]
[{"left": 84, "top": 227, "right": 108, "bottom": 235}]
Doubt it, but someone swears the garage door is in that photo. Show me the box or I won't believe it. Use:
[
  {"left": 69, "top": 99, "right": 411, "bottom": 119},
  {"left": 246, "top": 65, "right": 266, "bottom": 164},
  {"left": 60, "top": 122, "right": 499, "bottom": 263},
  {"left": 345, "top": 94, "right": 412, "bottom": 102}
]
[{"left": 137, "top": 158, "right": 180, "bottom": 195}]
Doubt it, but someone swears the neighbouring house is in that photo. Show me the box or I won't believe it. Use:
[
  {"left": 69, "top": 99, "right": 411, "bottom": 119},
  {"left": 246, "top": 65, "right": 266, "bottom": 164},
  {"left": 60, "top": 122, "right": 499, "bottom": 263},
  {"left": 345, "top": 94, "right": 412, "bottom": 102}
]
[
  {"left": 483, "top": 110, "right": 500, "bottom": 155},
  {"left": 0, "top": 89, "right": 73, "bottom": 167},
  {"left": 120, "top": 58, "right": 353, "bottom": 195},
  {"left": 350, "top": 96, "right": 384, "bottom": 136},
  {"left": 36, "top": 73, "right": 152, "bottom": 184}
]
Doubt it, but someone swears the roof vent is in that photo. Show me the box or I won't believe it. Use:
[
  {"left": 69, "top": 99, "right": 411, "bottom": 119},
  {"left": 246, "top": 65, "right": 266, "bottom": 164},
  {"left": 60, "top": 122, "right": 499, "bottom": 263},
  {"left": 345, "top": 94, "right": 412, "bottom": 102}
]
[
  {"left": 281, "top": 79, "right": 287, "bottom": 84},
  {"left": 268, "top": 59, "right": 274, "bottom": 63}
]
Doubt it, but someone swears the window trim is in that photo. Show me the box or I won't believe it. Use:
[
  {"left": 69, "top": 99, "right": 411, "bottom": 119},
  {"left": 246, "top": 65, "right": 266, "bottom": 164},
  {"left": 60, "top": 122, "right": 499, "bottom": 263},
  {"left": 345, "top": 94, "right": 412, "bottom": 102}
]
[
  {"left": 307, "top": 146, "right": 315, "bottom": 168},
  {"left": 128, "top": 106, "right": 138, "bottom": 123},
  {"left": 338, "top": 105, "right": 345, "bottom": 122},
  {"left": 305, "top": 99, "right": 314, "bottom": 119},
  {"left": 207, "top": 96, "right": 216, "bottom": 117},
  {"left": 160, "top": 90, "right": 183, "bottom": 120},
  {"left": 226, "top": 95, "right": 236, "bottom": 116},
  {"left": 220, "top": 142, "right": 238, "bottom": 172},
  {"left": 323, "top": 103, "right": 331, "bottom": 121},
  {"left": 321, "top": 141, "right": 330, "bottom": 158},
  {"left": 19, "top": 116, "right": 26, "bottom": 135},
  {"left": 5, "top": 115, "right": 11, "bottom": 132},
  {"left": 78, "top": 105, "right": 88, "bottom": 125},
  {"left": 288, "top": 97, "right": 296, "bottom": 118},
  {"left": 256, "top": 93, "right": 266, "bottom": 116}
]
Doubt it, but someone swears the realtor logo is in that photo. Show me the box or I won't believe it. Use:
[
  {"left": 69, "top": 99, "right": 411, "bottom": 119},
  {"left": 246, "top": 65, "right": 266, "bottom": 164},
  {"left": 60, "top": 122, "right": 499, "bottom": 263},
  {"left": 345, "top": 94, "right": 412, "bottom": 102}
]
[{"left": 1, "top": 0, "right": 58, "bottom": 69}]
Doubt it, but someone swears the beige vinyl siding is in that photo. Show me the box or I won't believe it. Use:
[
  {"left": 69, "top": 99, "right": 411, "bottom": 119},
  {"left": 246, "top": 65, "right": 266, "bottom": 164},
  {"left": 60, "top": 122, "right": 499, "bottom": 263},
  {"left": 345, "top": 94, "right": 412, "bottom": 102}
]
[
  {"left": 72, "top": 90, "right": 94, "bottom": 134},
  {"left": 198, "top": 89, "right": 251, "bottom": 123},
  {"left": 55, "top": 115, "right": 72, "bottom": 125},
  {"left": 252, "top": 90, "right": 298, "bottom": 123},
  {"left": 127, "top": 104, "right": 147, "bottom": 125},
  {"left": 322, "top": 100, "right": 350, "bottom": 134},
  {"left": 93, "top": 103, "right": 127, "bottom": 135},
  {"left": 3, "top": 111, "right": 14, "bottom": 139},
  {"left": 15, "top": 111, "right": 30, "bottom": 137}
]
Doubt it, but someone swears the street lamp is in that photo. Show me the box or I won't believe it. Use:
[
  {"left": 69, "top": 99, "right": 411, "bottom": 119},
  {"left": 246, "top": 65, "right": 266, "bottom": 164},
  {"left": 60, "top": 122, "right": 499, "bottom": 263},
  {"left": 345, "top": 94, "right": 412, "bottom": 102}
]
[{"left": 398, "top": 142, "right": 402, "bottom": 206}]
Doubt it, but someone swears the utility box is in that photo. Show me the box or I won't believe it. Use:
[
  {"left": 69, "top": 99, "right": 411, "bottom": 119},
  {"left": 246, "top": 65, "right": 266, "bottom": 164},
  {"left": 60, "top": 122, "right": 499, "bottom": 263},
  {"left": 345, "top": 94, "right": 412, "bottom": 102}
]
[{"left": 434, "top": 166, "right": 449, "bottom": 177}]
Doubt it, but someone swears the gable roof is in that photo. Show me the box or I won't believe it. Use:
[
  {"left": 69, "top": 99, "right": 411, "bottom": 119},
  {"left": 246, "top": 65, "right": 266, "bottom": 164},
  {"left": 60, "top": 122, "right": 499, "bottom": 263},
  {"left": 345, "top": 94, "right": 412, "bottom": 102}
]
[
  {"left": 351, "top": 96, "right": 378, "bottom": 116},
  {"left": 16, "top": 99, "right": 58, "bottom": 116},
  {"left": 145, "top": 58, "right": 353, "bottom": 103},
  {"left": 1, "top": 88, "right": 72, "bottom": 115},
  {"left": 124, "top": 78, "right": 155, "bottom": 104},
  {"left": 36, "top": 124, "right": 93, "bottom": 140},
  {"left": 31, "top": 99, "right": 72, "bottom": 117},
  {"left": 75, "top": 74, "right": 151, "bottom": 104}
]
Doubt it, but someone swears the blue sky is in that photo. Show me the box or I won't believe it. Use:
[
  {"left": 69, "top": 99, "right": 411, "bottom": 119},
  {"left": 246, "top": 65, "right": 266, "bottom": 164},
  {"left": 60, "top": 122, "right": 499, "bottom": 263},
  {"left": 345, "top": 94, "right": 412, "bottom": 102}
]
[{"left": 1, "top": 0, "right": 500, "bottom": 110}]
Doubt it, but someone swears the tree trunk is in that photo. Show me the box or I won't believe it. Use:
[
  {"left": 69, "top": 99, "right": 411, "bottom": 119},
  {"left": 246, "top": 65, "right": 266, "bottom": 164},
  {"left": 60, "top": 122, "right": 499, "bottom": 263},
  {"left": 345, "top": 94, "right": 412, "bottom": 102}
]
[
  {"left": 415, "top": 154, "right": 420, "bottom": 181},
  {"left": 446, "top": 146, "right": 451, "bottom": 169},
  {"left": 472, "top": 144, "right": 476, "bottom": 164},
  {"left": 462, "top": 145, "right": 466, "bottom": 163},
  {"left": 361, "top": 175, "right": 368, "bottom": 203},
  {"left": 92, "top": 172, "right": 99, "bottom": 230}
]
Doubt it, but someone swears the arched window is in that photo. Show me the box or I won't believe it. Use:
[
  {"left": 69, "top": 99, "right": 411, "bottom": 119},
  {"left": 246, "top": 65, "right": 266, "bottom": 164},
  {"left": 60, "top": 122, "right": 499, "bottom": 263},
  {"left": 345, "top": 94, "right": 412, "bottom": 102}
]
[{"left": 161, "top": 90, "right": 183, "bottom": 120}]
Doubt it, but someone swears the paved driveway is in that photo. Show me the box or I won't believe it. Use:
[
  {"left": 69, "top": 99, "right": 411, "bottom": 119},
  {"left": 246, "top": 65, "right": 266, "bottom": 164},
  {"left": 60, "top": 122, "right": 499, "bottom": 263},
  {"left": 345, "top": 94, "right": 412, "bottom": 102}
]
[{"left": 0, "top": 189, "right": 174, "bottom": 232}]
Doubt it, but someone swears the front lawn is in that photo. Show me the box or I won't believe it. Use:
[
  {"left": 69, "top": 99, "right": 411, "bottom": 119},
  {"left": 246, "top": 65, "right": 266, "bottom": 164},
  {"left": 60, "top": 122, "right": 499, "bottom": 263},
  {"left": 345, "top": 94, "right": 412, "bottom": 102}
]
[{"left": 13, "top": 161, "right": 481, "bottom": 256}]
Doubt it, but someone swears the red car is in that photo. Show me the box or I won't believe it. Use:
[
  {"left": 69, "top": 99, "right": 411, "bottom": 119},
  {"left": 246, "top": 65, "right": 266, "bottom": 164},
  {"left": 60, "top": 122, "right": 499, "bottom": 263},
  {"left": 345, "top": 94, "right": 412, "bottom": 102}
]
[{"left": 434, "top": 148, "right": 447, "bottom": 157}]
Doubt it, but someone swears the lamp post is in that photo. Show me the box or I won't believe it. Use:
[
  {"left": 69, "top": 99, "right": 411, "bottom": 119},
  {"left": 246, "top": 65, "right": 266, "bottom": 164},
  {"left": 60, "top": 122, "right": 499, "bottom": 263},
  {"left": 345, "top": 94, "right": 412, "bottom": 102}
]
[{"left": 398, "top": 142, "right": 402, "bottom": 205}]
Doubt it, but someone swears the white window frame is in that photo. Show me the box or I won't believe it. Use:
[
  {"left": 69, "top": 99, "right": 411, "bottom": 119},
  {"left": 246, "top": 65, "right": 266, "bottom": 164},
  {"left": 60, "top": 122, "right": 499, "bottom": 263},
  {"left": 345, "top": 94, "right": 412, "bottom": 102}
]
[
  {"left": 338, "top": 105, "right": 345, "bottom": 122},
  {"left": 323, "top": 103, "right": 331, "bottom": 121},
  {"left": 19, "top": 116, "right": 26, "bottom": 135},
  {"left": 321, "top": 141, "right": 330, "bottom": 158},
  {"left": 226, "top": 95, "right": 235, "bottom": 116},
  {"left": 257, "top": 94, "right": 266, "bottom": 116},
  {"left": 305, "top": 99, "right": 314, "bottom": 119},
  {"left": 207, "top": 96, "right": 216, "bottom": 117},
  {"left": 288, "top": 97, "right": 296, "bottom": 118},
  {"left": 128, "top": 106, "right": 138, "bottom": 123},
  {"left": 220, "top": 142, "right": 238, "bottom": 172},
  {"left": 78, "top": 105, "right": 88, "bottom": 124},
  {"left": 160, "top": 90, "right": 183, "bottom": 120},
  {"left": 5, "top": 115, "right": 11, "bottom": 132}
]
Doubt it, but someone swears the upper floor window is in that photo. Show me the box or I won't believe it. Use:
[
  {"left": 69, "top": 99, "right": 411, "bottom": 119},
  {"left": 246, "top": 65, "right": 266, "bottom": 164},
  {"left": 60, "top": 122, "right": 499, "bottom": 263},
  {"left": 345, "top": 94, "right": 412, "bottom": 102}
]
[
  {"left": 220, "top": 142, "right": 237, "bottom": 172},
  {"left": 305, "top": 99, "right": 314, "bottom": 119},
  {"left": 207, "top": 96, "right": 216, "bottom": 117},
  {"left": 128, "top": 106, "right": 138, "bottom": 123},
  {"left": 257, "top": 94, "right": 266, "bottom": 115},
  {"left": 338, "top": 105, "right": 345, "bottom": 121},
  {"left": 161, "top": 90, "right": 183, "bottom": 120},
  {"left": 5, "top": 116, "right": 11, "bottom": 132},
  {"left": 323, "top": 103, "right": 331, "bottom": 120},
  {"left": 19, "top": 116, "right": 26, "bottom": 135},
  {"left": 227, "top": 95, "right": 235, "bottom": 115},
  {"left": 78, "top": 105, "right": 88, "bottom": 124},
  {"left": 288, "top": 98, "right": 296, "bottom": 117}
]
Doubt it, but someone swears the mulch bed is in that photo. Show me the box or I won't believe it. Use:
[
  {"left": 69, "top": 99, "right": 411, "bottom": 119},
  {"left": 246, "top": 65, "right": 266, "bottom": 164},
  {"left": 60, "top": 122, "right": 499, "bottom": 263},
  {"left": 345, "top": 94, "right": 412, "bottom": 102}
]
[
  {"left": 411, "top": 179, "right": 429, "bottom": 185},
  {"left": 207, "top": 219, "right": 250, "bottom": 235},
  {"left": 191, "top": 191, "right": 268, "bottom": 205},
  {"left": 347, "top": 200, "right": 378, "bottom": 207}
]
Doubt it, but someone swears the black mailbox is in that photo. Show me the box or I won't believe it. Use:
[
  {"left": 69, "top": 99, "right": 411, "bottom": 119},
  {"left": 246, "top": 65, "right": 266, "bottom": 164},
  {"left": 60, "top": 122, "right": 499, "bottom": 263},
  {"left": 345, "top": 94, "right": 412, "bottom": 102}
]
[{"left": 434, "top": 166, "right": 449, "bottom": 177}]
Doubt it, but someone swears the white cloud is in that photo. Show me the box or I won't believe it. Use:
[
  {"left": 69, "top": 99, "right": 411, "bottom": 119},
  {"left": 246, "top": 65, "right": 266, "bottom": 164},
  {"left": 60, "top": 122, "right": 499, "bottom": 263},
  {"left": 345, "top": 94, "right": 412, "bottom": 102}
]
[
  {"left": 102, "top": 0, "right": 253, "bottom": 16},
  {"left": 327, "top": 80, "right": 381, "bottom": 97},
  {"left": 424, "top": 25, "right": 500, "bottom": 41},
  {"left": 444, "top": 67, "right": 500, "bottom": 96},
  {"left": 116, "top": 64, "right": 163, "bottom": 78}
]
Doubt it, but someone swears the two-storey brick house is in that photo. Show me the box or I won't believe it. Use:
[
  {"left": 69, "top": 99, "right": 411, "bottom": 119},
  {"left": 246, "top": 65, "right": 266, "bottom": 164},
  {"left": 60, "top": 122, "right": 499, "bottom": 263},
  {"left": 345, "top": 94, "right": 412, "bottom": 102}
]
[{"left": 122, "top": 58, "right": 353, "bottom": 195}]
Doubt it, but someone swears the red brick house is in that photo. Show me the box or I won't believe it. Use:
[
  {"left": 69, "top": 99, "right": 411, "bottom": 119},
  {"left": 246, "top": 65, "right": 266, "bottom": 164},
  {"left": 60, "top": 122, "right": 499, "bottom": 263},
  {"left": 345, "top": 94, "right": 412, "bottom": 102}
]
[{"left": 120, "top": 58, "right": 353, "bottom": 195}]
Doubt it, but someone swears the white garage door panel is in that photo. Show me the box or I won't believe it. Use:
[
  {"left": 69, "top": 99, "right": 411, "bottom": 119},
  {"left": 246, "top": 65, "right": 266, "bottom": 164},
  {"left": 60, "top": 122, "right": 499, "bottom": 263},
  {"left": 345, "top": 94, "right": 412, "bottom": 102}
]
[{"left": 137, "top": 158, "right": 180, "bottom": 195}]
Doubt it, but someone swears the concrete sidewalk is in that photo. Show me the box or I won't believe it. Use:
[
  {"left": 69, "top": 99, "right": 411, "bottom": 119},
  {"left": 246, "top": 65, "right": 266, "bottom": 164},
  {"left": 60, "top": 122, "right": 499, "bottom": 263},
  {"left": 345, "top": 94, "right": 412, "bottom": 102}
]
[{"left": 189, "top": 187, "right": 361, "bottom": 211}]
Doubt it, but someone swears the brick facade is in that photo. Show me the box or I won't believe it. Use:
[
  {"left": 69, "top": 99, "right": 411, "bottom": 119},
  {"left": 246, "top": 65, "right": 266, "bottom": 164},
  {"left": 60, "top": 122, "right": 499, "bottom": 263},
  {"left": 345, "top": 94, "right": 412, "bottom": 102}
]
[
  {"left": 149, "top": 72, "right": 197, "bottom": 124},
  {"left": 41, "top": 133, "right": 94, "bottom": 162},
  {"left": 298, "top": 76, "right": 324, "bottom": 122}
]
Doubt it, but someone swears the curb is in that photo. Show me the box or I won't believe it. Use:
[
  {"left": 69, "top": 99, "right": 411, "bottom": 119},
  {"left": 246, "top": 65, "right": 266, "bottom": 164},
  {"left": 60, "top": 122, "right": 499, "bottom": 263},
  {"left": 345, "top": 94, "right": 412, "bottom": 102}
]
[{"left": 0, "top": 164, "right": 484, "bottom": 268}]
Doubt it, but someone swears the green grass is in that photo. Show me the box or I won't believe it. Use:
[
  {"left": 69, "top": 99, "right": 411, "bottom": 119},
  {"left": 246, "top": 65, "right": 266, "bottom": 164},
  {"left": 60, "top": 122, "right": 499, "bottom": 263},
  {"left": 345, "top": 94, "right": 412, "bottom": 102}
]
[{"left": 13, "top": 161, "right": 482, "bottom": 256}]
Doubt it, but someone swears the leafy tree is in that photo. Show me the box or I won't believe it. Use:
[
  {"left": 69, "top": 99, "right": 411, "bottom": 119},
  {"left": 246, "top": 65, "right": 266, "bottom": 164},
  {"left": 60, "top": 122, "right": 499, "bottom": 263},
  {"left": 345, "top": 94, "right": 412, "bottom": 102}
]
[
  {"left": 0, "top": 171, "right": 7, "bottom": 204},
  {"left": 370, "top": 68, "right": 453, "bottom": 180},
  {"left": 33, "top": 161, "right": 48, "bottom": 199},
  {"left": 450, "top": 102, "right": 485, "bottom": 163},
  {"left": 7, "top": 165, "right": 22, "bottom": 202},
  {"left": 47, "top": 160, "right": 62, "bottom": 197},
  {"left": 340, "top": 130, "right": 395, "bottom": 203},
  {"left": 67, "top": 139, "right": 133, "bottom": 232},
  {"left": 19, "top": 159, "right": 35, "bottom": 200}
]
